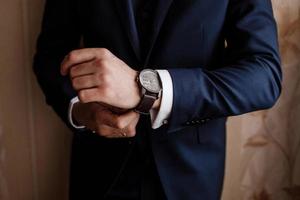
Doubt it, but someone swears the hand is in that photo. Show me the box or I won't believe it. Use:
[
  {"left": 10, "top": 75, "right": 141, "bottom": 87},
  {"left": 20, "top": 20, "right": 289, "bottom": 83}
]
[
  {"left": 61, "top": 48, "right": 141, "bottom": 110},
  {"left": 73, "top": 102, "right": 140, "bottom": 138}
]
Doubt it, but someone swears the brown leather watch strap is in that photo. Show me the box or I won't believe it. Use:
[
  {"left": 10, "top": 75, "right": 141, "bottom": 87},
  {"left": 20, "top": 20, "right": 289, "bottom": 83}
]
[{"left": 134, "top": 93, "right": 157, "bottom": 114}]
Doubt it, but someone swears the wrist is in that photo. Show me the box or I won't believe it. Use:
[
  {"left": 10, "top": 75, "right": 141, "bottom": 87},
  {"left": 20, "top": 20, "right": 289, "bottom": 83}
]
[
  {"left": 152, "top": 95, "right": 162, "bottom": 111},
  {"left": 132, "top": 70, "right": 142, "bottom": 108}
]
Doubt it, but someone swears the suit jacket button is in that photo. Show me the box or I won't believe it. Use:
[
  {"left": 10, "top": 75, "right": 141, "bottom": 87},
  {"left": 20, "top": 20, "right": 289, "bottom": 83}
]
[
  {"left": 186, "top": 122, "right": 190, "bottom": 125},
  {"left": 201, "top": 119, "right": 206, "bottom": 123}
]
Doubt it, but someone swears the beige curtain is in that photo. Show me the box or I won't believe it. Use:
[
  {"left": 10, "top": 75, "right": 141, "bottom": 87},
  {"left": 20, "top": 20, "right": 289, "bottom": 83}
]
[
  {"left": 223, "top": 1, "right": 300, "bottom": 199},
  {"left": 243, "top": 0, "right": 300, "bottom": 198},
  {"left": 0, "top": 0, "right": 299, "bottom": 199}
]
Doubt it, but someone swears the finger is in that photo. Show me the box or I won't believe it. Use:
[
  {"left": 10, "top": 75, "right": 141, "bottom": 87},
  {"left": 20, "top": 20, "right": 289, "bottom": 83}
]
[
  {"left": 93, "top": 107, "right": 138, "bottom": 130},
  {"left": 96, "top": 126, "right": 128, "bottom": 139},
  {"left": 78, "top": 87, "right": 105, "bottom": 104},
  {"left": 61, "top": 48, "right": 112, "bottom": 75},
  {"left": 109, "top": 111, "right": 139, "bottom": 130},
  {"left": 123, "top": 112, "right": 140, "bottom": 137},
  {"left": 61, "top": 49, "right": 96, "bottom": 76},
  {"left": 72, "top": 74, "right": 100, "bottom": 91},
  {"left": 69, "top": 62, "right": 97, "bottom": 79},
  {"left": 116, "top": 111, "right": 139, "bottom": 127},
  {"left": 95, "top": 124, "right": 119, "bottom": 137},
  {"left": 104, "top": 127, "right": 128, "bottom": 138},
  {"left": 94, "top": 111, "right": 139, "bottom": 138}
]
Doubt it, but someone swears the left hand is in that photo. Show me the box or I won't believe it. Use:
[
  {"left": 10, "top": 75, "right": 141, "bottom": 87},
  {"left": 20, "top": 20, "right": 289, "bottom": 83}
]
[
  {"left": 72, "top": 101, "right": 140, "bottom": 138},
  {"left": 61, "top": 48, "right": 141, "bottom": 110}
]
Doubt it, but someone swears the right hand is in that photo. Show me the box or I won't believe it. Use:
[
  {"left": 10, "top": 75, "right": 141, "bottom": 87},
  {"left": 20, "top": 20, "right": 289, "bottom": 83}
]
[
  {"left": 61, "top": 48, "right": 142, "bottom": 110},
  {"left": 73, "top": 102, "right": 140, "bottom": 138}
]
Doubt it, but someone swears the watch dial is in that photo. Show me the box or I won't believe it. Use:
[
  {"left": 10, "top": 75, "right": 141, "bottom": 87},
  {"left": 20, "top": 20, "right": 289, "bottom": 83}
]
[{"left": 140, "top": 70, "right": 161, "bottom": 93}]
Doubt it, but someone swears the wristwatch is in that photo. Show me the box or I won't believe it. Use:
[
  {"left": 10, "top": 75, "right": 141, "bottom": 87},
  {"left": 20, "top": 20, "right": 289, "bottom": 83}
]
[{"left": 135, "top": 69, "right": 162, "bottom": 114}]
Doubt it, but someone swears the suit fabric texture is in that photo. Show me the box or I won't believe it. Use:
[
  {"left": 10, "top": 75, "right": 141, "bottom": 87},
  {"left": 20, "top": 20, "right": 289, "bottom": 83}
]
[{"left": 33, "top": 0, "right": 282, "bottom": 199}]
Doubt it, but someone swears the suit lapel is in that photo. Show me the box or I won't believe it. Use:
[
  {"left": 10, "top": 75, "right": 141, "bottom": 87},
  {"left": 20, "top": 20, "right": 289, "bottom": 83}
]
[
  {"left": 114, "top": 0, "right": 141, "bottom": 60},
  {"left": 144, "top": 0, "right": 174, "bottom": 65},
  {"left": 114, "top": 0, "right": 174, "bottom": 64}
]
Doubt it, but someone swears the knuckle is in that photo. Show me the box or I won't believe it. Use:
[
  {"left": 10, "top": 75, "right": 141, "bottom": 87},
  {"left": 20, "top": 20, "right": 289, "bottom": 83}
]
[
  {"left": 95, "top": 59, "right": 109, "bottom": 71},
  {"left": 101, "top": 74, "right": 111, "bottom": 85},
  {"left": 68, "top": 51, "right": 78, "bottom": 62},
  {"left": 94, "top": 59, "right": 105, "bottom": 67},
  {"left": 78, "top": 90, "right": 88, "bottom": 103},
  {"left": 99, "top": 48, "right": 110, "bottom": 57},
  {"left": 128, "top": 124, "right": 137, "bottom": 136},
  {"left": 101, "top": 86, "right": 112, "bottom": 99},
  {"left": 127, "top": 128, "right": 136, "bottom": 137},
  {"left": 115, "top": 119, "right": 126, "bottom": 129}
]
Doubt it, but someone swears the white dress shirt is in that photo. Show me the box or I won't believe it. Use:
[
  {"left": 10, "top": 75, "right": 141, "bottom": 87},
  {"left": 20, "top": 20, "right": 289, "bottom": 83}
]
[{"left": 68, "top": 70, "right": 173, "bottom": 130}]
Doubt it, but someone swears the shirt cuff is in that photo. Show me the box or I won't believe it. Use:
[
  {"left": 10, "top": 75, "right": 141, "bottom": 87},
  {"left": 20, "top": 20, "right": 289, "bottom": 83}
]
[
  {"left": 150, "top": 70, "right": 174, "bottom": 129},
  {"left": 68, "top": 96, "right": 86, "bottom": 129}
]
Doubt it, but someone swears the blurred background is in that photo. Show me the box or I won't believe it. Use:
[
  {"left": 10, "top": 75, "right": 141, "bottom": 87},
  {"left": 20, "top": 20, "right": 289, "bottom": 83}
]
[{"left": 0, "top": 0, "right": 299, "bottom": 199}]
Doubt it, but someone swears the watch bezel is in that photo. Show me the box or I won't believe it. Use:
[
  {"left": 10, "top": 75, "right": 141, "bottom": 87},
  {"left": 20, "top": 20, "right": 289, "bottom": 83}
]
[{"left": 138, "top": 69, "right": 162, "bottom": 93}]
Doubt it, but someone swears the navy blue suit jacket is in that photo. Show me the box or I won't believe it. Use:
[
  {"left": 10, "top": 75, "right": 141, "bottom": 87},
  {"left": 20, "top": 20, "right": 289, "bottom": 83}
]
[{"left": 33, "top": 0, "right": 282, "bottom": 199}]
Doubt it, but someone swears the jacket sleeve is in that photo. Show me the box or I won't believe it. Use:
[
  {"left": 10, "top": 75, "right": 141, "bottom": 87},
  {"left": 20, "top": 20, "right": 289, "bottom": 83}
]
[
  {"left": 167, "top": 0, "right": 282, "bottom": 133},
  {"left": 33, "top": 0, "right": 81, "bottom": 128}
]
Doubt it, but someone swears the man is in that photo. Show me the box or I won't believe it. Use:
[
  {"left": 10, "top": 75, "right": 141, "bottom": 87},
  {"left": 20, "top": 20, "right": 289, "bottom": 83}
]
[{"left": 33, "top": 0, "right": 282, "bottom": 199}]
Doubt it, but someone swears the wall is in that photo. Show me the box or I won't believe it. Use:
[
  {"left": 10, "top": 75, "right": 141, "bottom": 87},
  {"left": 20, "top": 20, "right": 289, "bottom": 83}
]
[
  {"left": 0, "top": 0, "right": 71, "bottom": 199},
  {"left": 0, "top": 0, "right": 299, "bottom": 199}
]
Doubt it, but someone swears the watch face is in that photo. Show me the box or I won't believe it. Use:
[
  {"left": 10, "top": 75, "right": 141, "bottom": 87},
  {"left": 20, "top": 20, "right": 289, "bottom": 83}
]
[{"left": 139, "top": 69, "right": 162, "bottom": 93}]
